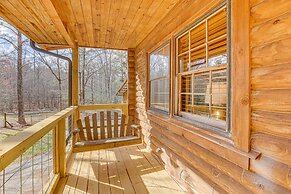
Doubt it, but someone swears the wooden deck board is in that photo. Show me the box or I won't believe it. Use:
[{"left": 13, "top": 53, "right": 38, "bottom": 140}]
[{"left": 55, "top": 144, "right": 185, "bottom": 194}]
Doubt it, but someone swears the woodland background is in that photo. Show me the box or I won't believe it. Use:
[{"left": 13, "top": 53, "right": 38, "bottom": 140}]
[{"left": 0, "top": 18, "right": 127, "bottom": 125}]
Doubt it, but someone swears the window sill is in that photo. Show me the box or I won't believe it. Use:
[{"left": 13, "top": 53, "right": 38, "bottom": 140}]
[
  {"left": 147, "top": 110, "right": 260, "bottom": 170},
  {"left": 177, "top": 112, "right": 228, "bottom": 137}
]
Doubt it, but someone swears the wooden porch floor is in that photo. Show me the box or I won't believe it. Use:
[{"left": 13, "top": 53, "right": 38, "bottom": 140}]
[{"left": 55, "top": 145, "right": 185, "bottom": 194}]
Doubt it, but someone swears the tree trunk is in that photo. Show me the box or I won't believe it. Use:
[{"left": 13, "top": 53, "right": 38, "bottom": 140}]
[
  {"left": 17, "top": 31, "right": 26, "bottom": 124},
  {"left": 91, "top": 77, "right": 94, "bottom": 103}
]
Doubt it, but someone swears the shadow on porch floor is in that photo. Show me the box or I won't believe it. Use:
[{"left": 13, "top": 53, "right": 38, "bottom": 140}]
[{"left": 54, "top": 144, "right": 185, "bottom": 194}]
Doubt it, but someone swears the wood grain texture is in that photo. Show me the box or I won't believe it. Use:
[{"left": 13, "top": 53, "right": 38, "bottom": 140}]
[
  {"left": 0, "top": 0, "right": 180, "bottom": 49},
  {"left": 100, "top": 111, "right": 105, "bottom": 139},
  {"left": 56, "top": 145, "right": 185, "bottom": 193},
  {"left": 231, "top": 0, "right": 251, "bottom": 152},
  {"left": 77, "top": 119, "right": 86, "bottom": 141},
  {"left": 92, "top": 113, "right": 99, "bottom": 140},
  {"left": 250, "top": 155, "right": 291, "bottom": 190},
  {"left": 251, "top": 0, "right": 291, "bottom": 27},
  {"left": 252, "top": 63, "right": 291, "bottom": 90},
  {"left": 251, "top": 133, "right": 291, "bottom": 165},
  {"left": 252, "top": 111, "right": 291, "bottom": 139},
  {"left": 84, "top": 116, "right": 93, "bottom": 140},
  {"left": 106, "top": 111, "right": 112, "bottom": 138},
  {"left": 134, "top": 0, "right": 291, "bottom": 193},
  {"left": 249, "top": 0, "right": 291, "bottom": 191},
  {"left": 150, "top": 120, "right": 289, "bottom": 193}
]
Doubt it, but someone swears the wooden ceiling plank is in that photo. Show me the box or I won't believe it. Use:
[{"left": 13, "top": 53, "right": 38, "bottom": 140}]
[
  {"left": 132, "top": 0, "right": 178, "bottom": 47},
  {"left": 91, "top": 0, "right": 101, "bottom": 46},
  {"left": 40, "top": 0, "right": 75, "bottom": 47},
  {"left": 81, "top": 0, "right": 95, "bottom": 47},
  {"left": 111, "top": 0, "right": 132, "bottom": 49},
  {"left": 0, "top": 5, "right": 42, "bottom": 43},
  {"left": 104, "top": 0, "right": 122, "bottom": 48},
  {"left": 70, "top": 0, "right": 89, "bottom": 46},
  {"left": 0, "top": 0, "right": 53, "bottom": 43},
  {"left": 125, "top": 0, "right": 164, "bottom": 46},
  {"left": 120, "top": 0, "right": 155, "bottom": 47},
  {"left": 100, "top": 0, "right": 112, "bottom": 48},
  {"left": 28, "top": 0, "right": 67, "bottom": 44},
  {"left": 114, "top": 0, "right": 143, "bottom": 48},
  {"left": 9, "top": 0, "right": 56, "bottom": 43},
  {"left": 50, "top": 0, "right": 81, "bottom": 44}
]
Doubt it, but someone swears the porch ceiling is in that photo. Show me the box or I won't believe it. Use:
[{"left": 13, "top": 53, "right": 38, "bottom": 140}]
[{"left": 0, "top": 0, "right": 179, "bottom": 50}]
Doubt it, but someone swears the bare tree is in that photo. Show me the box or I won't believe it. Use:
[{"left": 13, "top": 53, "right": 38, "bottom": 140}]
[
  {"left": 16, "top": 31, "right": 26, "bottom": 124},
  {"left": 37, "top": 51, "right": 65, "bottom": 110},
  {"left": 0, "top": 19, "right": 26, "bottom": 124}
]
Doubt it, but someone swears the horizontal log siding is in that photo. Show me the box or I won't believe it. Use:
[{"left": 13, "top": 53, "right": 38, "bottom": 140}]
[
  {"left": 135, "top": 0, "right": 291, "bottom": 193},
  {"left": 250, "top": 0, "right": 291, "bottom": 191}
]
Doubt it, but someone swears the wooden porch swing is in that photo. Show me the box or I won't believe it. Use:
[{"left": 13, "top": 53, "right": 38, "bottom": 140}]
[{"left": 73, "top": 111, "right": 141, "bottom": 152}]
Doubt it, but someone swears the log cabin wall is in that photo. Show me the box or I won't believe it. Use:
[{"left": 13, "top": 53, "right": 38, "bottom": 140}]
[
  {"left": 135, "top": 0, "right": 291, "bottom": 193},
  {"left": 128, "top": 49, "right": 136, "bottom": 124}
]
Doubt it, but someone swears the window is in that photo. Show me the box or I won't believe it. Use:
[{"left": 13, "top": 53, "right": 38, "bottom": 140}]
[
  {"left": 176, "top": 6, "right": 229, "bottom": 131},
  {"left": 149, "top": 43, "right": 170, "bottom": 112}
]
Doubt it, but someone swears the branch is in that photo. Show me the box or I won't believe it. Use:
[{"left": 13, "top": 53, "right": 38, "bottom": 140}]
[{"left": 37, "top": 53, "right": 60, "bottom": 81}]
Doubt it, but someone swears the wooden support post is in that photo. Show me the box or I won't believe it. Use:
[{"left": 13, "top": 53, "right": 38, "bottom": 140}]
[
  {"left": 127, "top": 49, "right": 136, "bottom": 125},
  {"left": 53, "top": 126, "right": 59, "bottom": 174},
  {"left": 72, "top": 46, "right": 79, "bottom": 107},
  {"left": 4, "top": 113, "right": 7, "bottom": 128},
  {"left": 57, "top": 118, "right": 66, "bottom": 177},
  {"left": 72, "top": 46, "right": 80, "bottom": 146}
]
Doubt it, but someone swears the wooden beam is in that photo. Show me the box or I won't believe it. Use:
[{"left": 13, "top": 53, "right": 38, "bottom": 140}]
[
  {"left": 72, "top": 47, "right": 79, "bottom": 106},
  {"left": 40, "top": 0, "right": 75, "bottom": 47},
  {"left": 38, "top": 44, "right": 71, "bottom": 51},
  {"left": 231, "top": 0, "right": 250, "bottom": 152}
]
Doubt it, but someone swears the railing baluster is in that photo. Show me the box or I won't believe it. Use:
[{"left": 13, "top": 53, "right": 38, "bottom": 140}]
[
  {"left": 3, "top": 170, "right": 5, "bottom": 194},
  {"left": 32, "top": 146, "right": 34, "bottom": 194},
  {"left": 41, "top": 138, "right": 43, "bottom": 194},
  {"left": 47, "top": 132, "right": 50, "bottom": 183},
  {"left": 20, "top": 155, "right": 22, "bottom": 194}
]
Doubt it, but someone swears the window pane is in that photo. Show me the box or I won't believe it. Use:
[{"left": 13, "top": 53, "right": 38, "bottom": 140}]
[
  {"left": 211, "top": 69, "right": 227, "bottom": 121},
  {"left": 193, "top": 72, "right": 210, "bottom": 117},
  {"left": 149, "top": 43, "right": 170, "bottom": 112},
  {"left": 150, "top": 45, "right": 170, "bottom": 80},
  {"left": 190, "top": 46, "right": 206, "bottom": 70},
  {"left": 178, "top": 53, "right": 189, "bottom": 73},
  {"left": 208, "top": 35, "right": 227, "bottom": 66},
  {"left": 190, "top": 22, "right": 206, "bottom": 49},
  {"left": 181, "top": 94, "right": 192, "bottom": 113},
  {"left": 208, "top": 9, "right": 227, "bottom": 41},
  {"left": 181, "top": 75, "right": 192, "bottom": 93},
  {"left": 178, "top": 33, "right": 189, "bottom": 54},
  {"left": 177, "top": 5, "right": 229, "bottom": 131}
]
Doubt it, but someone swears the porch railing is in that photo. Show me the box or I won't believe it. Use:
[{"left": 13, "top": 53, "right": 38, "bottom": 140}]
[
  {"left": 0, "top": 107, "right": 77, "bottom": 194},
  {"left": 0, "top": 104, "right": 128, "bottom": 194}
]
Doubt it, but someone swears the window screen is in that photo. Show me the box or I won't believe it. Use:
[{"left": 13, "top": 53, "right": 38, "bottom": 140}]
[
  {"left": 149, "top": 43, "right": 170, "bottom": 112},
  {"left": 177, "top": 6, "right": 228, "bottom": 131}
]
